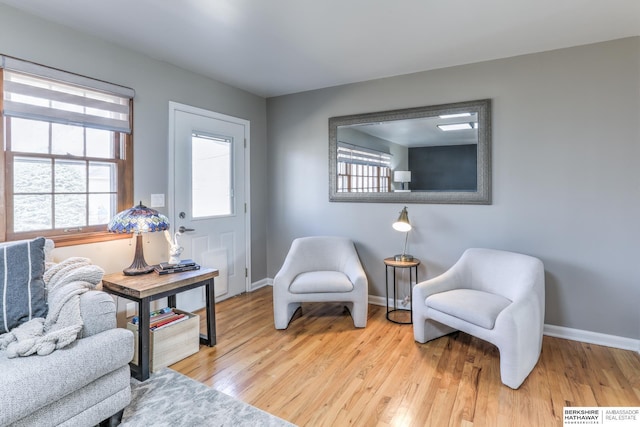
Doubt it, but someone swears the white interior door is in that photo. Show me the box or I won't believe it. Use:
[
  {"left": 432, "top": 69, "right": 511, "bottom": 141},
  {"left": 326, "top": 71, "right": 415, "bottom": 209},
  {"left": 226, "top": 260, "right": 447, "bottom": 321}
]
[{"left": 169, "top": 103, "right": 250, "bottom": 311}]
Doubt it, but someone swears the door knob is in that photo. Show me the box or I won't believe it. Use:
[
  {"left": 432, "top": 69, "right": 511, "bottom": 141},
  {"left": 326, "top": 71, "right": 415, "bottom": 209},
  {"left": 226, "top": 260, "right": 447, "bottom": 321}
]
[{"left": 178, "top": 226, "right": 195, "bottom": 233}]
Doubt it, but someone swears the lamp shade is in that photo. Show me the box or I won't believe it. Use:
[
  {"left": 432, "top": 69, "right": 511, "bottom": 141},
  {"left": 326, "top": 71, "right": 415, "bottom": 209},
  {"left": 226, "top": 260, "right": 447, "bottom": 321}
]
[
  {"left": 393, "top": 171, "right": 411, "bottom": 183},
  {"left": 392, "top": 206, "right": 412, "bottom": 232},
  {"left": 107, "top": 202, "right": 170, "bottom": 234},
  {"left": 107, "top": 202, "right": 170, "bottom": 276}
]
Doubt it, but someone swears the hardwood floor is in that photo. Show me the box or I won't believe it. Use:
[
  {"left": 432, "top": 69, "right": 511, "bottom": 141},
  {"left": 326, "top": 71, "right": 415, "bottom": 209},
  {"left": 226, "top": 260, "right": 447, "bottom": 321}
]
[{"left": 171, "top": 286, "right": 640, "bottom": 426}]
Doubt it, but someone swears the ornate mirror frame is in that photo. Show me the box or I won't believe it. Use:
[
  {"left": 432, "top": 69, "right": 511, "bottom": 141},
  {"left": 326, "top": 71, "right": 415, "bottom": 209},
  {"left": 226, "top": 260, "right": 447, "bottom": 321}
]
[{"left": 329, "top": 99, "right": 491, "bottom": 204}]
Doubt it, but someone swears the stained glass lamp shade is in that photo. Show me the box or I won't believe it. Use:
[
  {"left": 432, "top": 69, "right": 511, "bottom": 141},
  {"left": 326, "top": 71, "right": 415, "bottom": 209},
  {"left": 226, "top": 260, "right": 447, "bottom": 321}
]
[{"left": 108, "top": 201, "right": 170, "bottom": 275}]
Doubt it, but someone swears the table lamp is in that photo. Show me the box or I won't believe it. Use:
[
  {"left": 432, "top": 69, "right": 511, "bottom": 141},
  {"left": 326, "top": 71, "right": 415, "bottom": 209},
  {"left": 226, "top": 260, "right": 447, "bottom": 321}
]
[
  {"left": 107, "top": 201, "right": 170, "bottom": 275},
  {"left": 392, "top": 206, "right": 414, "bottom": 262},
  {"left": 394, "top": 170, "right": 411, "bottom": 191}
]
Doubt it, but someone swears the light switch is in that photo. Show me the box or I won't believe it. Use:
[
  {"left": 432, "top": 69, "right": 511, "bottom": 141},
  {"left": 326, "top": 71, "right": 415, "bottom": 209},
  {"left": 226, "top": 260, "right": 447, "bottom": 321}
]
[{"left": 150, "top": 193, "right": 165, "bottom": 208}]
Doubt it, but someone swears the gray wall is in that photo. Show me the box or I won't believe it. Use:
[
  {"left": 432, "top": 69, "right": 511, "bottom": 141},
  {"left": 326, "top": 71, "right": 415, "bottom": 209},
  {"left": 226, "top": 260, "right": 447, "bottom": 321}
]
[
  {"left": 0, "top": 4, "right": 269, "bottom": 279},
  {"left": 267, "top": 37, "right": 640, "bottom": 340}
]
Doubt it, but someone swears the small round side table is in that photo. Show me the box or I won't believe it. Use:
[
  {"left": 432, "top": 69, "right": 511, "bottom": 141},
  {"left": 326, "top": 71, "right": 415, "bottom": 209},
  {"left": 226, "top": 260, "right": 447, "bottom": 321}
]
[{"left": 384, "top": 257, "right": 420, "bottom": 324}]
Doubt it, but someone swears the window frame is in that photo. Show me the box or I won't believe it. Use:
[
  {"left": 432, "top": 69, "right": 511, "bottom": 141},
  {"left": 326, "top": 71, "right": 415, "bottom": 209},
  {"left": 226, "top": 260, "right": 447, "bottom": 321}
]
[{"left": 0, "top": 64, "right": 133, "bottom": 247}]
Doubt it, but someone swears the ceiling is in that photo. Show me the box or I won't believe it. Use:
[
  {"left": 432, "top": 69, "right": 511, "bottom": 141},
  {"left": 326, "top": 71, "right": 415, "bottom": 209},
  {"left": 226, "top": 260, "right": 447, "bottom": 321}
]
[{"left": 1, "top": 0, "right": 639, "bottom": 98}]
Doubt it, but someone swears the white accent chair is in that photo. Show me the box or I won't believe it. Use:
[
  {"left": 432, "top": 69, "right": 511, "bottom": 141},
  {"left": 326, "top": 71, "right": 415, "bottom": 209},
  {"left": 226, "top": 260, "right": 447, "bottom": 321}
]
[
  {"left": 273, "top": 236, "right": 368, "bottom": 329},
  {"left": 412, "top": 248, "right": 545, "bottom": 389}
]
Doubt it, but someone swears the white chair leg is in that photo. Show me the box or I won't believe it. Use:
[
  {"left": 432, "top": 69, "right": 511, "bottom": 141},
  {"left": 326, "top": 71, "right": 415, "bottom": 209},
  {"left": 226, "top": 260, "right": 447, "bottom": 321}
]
[
  {"left": 349, "top": 302, "right": 367, "bottom": 328},
  {"left": 274, "top": 301, "right": 301, "bottom": 329},
  {"left": 498, "top": 342, "right": 540, "bottom": 389},
  {"left": 413, "top": 317, "right": 456, "bottom": 343}
]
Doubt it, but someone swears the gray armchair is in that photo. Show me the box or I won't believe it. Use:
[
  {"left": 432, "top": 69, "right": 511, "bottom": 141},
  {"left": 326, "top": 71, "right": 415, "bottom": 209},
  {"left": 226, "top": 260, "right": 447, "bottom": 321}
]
[
  {"left": 273, "top": 236, "right": 368, "bottom": 329},
  {"left": 412, "top": 248, "right": 545, "bottom": 389}
]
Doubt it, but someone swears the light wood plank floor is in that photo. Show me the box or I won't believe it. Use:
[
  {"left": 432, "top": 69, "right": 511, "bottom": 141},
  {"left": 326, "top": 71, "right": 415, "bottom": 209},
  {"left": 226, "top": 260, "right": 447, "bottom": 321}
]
[{"left": 171, "top": 287, "right": 640, "bottom": 426}]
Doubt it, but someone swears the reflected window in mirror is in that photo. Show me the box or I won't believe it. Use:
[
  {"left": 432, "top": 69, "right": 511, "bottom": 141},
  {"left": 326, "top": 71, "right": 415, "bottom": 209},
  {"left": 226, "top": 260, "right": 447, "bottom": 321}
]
[{"left": 337, "top": 143, "right": 391, "bottom": 193}]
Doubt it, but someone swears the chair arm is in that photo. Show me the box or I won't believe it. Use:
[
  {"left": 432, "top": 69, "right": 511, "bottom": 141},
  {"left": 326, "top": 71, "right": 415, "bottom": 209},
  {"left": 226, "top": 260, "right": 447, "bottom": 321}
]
[
  {"left": 413, "top": 268, "right": 463, "bottom": 303},
  {"left": 273, "top": 260, "right": 298, "bottom": 290},
  {"left": 495, "top": 273, "right": 545, "bottom": 334},
  {"left": 78, "top": 290, "right": 117, "bottom": 338},
  {"left": 343, "top": 256, "right": 368, "bottom": 291}
]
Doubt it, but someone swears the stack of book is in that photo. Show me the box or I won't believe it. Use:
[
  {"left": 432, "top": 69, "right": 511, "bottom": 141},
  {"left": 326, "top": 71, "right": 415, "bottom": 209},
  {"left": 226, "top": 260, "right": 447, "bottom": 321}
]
[
  {"left": 131, "top": 307, "right": 189, "bottom": 331},
  {"left": 154, "top": 259, "right": 200, "bottom": 275}
]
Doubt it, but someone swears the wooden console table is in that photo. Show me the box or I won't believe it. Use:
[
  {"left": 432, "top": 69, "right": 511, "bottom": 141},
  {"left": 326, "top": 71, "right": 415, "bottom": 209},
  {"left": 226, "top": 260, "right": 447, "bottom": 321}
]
[{"left": 101, "top": 267, "right": 219, "bottom": 381}]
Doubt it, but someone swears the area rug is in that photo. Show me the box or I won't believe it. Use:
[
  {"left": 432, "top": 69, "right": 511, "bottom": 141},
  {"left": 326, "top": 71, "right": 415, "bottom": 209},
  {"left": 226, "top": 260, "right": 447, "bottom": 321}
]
[{"left": 121, "top": 368, "right": 295, "bottom": 426}]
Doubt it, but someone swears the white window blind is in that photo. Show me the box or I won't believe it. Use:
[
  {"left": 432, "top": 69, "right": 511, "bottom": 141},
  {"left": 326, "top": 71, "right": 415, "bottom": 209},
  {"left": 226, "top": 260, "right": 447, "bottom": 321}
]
[
  {"left": 337, "top": 143, "right": 392, "bottom": 167},
  {"left": 1, "top": 56, "right": 134, "bottom": 133}
]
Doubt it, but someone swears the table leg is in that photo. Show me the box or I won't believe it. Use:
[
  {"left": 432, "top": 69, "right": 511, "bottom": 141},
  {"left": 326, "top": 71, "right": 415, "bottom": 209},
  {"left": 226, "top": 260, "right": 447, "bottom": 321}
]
[
  {"left": 136, "top": 298, "right": 151, "bottom": 381},
  {"left": 167, "top": 294, "right": 177, "bottom": 308},
  {"left": 393, "top": 266, "right": 397, "bottom": 311},
  {"left": 410, "top": 266, "right": 415, "bottom": 324},
  {"left": 201, "top": 278, "right": 216, "bottom": 346},
  {"left": 385, "top": 265, "right": 390, "bottom": 320}
]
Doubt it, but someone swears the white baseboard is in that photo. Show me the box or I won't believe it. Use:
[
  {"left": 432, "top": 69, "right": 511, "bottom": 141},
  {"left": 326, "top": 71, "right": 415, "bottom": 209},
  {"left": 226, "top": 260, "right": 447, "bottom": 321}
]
[
  {"left": 370, "top": 295, "right": 418, "bottom": 309},
  {"left": 368, "top": 295, "right": 388, "bottom": 307},
  {"left": 250, "top": 278, "right": 272, "bottom": 291},
  {"left": 544, "top": 324, "right": 640, "bottom": 353},
  {"left": 257, "top": 285, "right": 639, "bottom": 353}
]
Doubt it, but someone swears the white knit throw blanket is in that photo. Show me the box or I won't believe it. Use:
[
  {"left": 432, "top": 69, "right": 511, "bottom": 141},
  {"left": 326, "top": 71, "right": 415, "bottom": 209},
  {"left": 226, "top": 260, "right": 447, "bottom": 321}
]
[{"left": 0, "top": 257, "right": 104, "bottom": 358}]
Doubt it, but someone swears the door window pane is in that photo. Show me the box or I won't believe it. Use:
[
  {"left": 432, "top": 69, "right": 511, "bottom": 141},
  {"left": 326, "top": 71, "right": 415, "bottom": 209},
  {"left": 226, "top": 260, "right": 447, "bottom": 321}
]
[{"left": 191, "top": 134, "right": 232, "bottom": 218}]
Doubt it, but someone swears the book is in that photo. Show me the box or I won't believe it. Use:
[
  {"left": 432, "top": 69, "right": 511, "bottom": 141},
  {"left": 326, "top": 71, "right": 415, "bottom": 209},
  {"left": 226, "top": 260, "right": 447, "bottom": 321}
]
[
  {"left": 152, "top": 314, "right": 189, "bottom": 331},
  {"left": 150, "top": 313, "right": 182, "bottom": 328},
  {"left": 150, "top": 313, "right": 186, "bottom": 330},
  {"left": 157, "top": 259, "right": 197, "bottom": 270},
  {"left": 131, "top": 307, "right": 176, "bottom": 325},
  {"left": 154, "top": 264, "right": 200, "bottom": 275}
]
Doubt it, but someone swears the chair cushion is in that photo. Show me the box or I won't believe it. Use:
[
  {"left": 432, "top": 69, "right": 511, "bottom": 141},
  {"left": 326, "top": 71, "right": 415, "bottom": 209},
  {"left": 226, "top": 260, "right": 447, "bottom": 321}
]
[
  {"left": 425, "top": 289, "right": 511, "bottom": 329},
  {"left": 289, "top": 271, "right": 354, "bottom": 294}
]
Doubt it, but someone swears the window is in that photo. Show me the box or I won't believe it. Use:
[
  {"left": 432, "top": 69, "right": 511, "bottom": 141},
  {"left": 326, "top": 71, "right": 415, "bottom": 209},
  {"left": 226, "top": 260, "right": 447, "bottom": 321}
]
[
  {"left": 337, "top": 143, "right": 391, "bottom": 192},
  {"left": 191, "top": 133, "right": 233, "bottom": 218},
  {"left": 1, "top": 56, "right": 134, "bottom": 247}
]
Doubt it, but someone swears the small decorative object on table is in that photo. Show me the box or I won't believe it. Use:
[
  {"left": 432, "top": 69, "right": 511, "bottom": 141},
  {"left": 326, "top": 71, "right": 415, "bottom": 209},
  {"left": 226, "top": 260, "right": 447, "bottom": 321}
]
[
  {"left": 154, "top": 259, "right": 200, "bottom": 275},
  {"left": 164, "top": 230, "right": 184, "bottom": 265}
]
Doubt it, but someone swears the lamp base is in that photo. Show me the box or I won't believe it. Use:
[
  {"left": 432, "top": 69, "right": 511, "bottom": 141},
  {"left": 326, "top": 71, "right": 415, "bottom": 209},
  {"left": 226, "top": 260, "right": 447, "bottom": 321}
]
[
  {"left": 394, "top": 254, "right": 414, "bottom": 262},
  {"left": 123, "top": 265, "right": 155, "bottom": 276},
  {"left": 123, "top": 234, "right": 155, "bottom": 276}
]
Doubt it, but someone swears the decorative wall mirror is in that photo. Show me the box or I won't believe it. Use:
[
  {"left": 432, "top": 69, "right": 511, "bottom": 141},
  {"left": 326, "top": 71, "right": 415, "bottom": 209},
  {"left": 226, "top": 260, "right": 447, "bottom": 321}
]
[{"left": 329, "top": 99, "right": 491, "bottom": 204}]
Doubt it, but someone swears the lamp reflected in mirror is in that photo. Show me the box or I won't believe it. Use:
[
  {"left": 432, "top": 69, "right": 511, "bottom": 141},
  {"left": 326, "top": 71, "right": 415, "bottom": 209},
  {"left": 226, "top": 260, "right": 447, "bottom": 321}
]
[
  {"left": 393, "top": 206, "right": 414, "bottom": 262},
  {"left": 394, "top": 170, "right": 411, "bottom": 192}
]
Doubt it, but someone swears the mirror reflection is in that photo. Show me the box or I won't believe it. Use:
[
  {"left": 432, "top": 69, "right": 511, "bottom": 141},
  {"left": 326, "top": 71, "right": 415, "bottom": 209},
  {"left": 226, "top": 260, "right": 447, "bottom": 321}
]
[{"left": 329, "top": 99, "right": 491, "bottom": 204}]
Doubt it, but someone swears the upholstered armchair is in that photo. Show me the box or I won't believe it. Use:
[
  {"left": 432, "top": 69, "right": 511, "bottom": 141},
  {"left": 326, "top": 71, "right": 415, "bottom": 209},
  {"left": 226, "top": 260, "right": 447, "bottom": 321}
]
[
  {"left": 412, "top": 248, "right": 545, "bottom": 389},
  {"left": 273, "top": 236, "right": 368, "bottom": 329}
]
